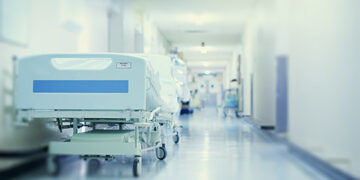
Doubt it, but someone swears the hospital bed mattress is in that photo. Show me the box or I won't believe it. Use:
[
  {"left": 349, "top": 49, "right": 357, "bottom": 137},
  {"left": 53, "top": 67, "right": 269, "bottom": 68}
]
[{"left": 142, "top": 54, "right": 179, "bottom": 113}]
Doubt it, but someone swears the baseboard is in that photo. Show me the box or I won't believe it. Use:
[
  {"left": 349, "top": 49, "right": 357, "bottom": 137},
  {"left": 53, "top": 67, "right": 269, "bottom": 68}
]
[
  {"left": 243, "top": 116, "right": 275, "bottom": 130},
  {"left": 285, "top": 140, "right": 358, "bottom": 180},
  {"left": 260, "top": 126, "right": 275, "bottom": 130},
  {"left": 243, "top": 117, "right": 358, "bottom": 180}
]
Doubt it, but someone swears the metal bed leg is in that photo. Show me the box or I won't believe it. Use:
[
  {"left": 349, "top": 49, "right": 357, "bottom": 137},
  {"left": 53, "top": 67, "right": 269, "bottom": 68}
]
[
  {"left": 73, "top": 118, "right": 78, "bottom": 134},
  {"left": 135, "top": 126, "right": 139, "bottom": 148}
]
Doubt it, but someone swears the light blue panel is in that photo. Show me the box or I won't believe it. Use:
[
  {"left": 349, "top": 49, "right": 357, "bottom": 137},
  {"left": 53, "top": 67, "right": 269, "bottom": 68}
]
[
  {"left": 15, "top": 54, "right": 146, "bottom": 110},
  {"left": 33, "top": 80, "right": 129, "bottom": 93}
]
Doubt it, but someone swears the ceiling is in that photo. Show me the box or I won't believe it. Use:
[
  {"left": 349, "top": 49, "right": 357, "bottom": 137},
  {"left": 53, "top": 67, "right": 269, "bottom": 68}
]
[{"left": 134, "top": 0, "right": 260, "bottom": 71}]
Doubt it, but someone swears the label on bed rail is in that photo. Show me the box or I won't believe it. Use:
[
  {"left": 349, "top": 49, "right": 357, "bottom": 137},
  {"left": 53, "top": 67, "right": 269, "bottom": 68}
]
[
  {"left": 33, "top": 80, "right": 128, "bottom": 93},
  {"left": 116, "top": 62, "right": 132, "bottom": 69}
]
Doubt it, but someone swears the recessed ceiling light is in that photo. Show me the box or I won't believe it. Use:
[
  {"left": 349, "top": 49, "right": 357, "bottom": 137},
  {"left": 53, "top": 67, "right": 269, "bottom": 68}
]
[
  {"left": 180, "top": 14, "right": 219, "bottom": 25},
  {"left": 200, "top": 47, "right": 208, "bottom": 54},
  {"left": 184, "top": 30, "right": 208, "bottom": 34}
]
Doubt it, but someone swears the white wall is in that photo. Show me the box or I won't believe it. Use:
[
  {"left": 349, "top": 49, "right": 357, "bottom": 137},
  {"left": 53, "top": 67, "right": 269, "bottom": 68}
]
[
  {"left": 143, "top": 14, "right": 171, "bottom": 54},
  {"left": 108, "top": 1, "right": 170, "bottom": 54},
  {"left": 283, "top": 0, "right": 360, "bottom": 177},
  {"left": 241, "top": 5, "right": 277, "bottom": 126},
  {"left": 0, "top": 0, "right": 109, "bottom": 130},
  {"left": 108, "top": 0, "right": 136, "bottom": 53},
  {"left": 241, "top": 0, "right": 360, "bottom": 176},
  {"left": 0, "top": 0, "right": 109, "bottom": 65},
  {"left": 241, "top": 27, "right": 255, "bottom": 116}
]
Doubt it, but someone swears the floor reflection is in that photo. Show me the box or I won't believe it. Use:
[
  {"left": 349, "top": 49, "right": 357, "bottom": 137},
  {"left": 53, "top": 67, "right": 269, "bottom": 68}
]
[{"left": 17, "top": 107, "right": 327, "bottom": 180}]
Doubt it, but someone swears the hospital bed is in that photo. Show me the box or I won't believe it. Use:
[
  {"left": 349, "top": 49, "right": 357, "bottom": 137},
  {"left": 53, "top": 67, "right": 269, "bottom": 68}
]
[
  {"left": 142, "top": 54, "right": 181, "bottom": 145},
  {"left": 14, "top": 53, "right": 167, "bottom": 177}
]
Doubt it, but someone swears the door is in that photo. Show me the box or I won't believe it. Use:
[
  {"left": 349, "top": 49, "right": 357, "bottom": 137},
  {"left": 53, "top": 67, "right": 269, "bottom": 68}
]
[{"left": 275, "top": 56, "right": 288, "bottom": 132}]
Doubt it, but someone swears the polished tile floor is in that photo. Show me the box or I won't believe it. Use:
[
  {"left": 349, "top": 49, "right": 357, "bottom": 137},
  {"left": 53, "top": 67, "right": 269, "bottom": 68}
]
[{"left": 17, "top": 108, "right": 328, "bottom": 180}]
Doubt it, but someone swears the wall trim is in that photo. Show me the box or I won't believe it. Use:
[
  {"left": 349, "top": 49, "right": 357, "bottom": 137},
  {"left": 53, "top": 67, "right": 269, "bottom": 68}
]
[{"left": 243, "top": 117, "right": 358, "bottom": 180}]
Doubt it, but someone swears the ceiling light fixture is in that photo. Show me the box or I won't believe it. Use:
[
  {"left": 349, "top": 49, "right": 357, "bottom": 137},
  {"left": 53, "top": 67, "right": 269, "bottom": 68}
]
[
  {"left": 184, "top": 30, "right": 208, "bottom": 34},
  {"left": 181, "top": 14, "right": 218, "bottom": 25}
]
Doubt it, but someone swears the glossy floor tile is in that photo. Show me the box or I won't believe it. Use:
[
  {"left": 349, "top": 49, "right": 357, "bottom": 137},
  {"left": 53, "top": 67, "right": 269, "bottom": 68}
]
[{"left": 16, "top": 107, "right": 328, "bottom": 180}]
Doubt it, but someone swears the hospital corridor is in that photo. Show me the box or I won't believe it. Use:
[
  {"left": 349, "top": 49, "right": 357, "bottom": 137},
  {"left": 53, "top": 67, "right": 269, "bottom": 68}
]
[{"left": 0, "top": 0, "right": 360, "bottom": 180}]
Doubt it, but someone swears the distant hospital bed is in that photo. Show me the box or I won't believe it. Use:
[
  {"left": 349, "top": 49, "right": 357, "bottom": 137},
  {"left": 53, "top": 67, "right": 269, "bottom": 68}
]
[
  {"left": 143, "top": 54, "right": 182, "bottom": 144},
  {"left": 14, "top": 53, "right": 168, "bottom": 177}
]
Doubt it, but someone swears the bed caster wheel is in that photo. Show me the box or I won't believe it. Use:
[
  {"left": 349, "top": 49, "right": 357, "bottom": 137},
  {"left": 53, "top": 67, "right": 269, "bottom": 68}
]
[
  {"left": 105, "top": 155, "right": 111, "bottom": 161},
  {"left": 156, "top": 146, "right": 167, "bottom": 160},
  {"left": 173, "top": 132, "right": 180, "bottom": 144},
  {"left": 133, "top": 156, "right": 142, "bottom": 177},
  {"left": 88, "top": 159, "right": 100, "bottom": 168},
  {"left": 47, "top": 155, "right": 60, "bottom": 176},
  {"left": 235, "top": 111, "right": 240, "bottom": 118}
]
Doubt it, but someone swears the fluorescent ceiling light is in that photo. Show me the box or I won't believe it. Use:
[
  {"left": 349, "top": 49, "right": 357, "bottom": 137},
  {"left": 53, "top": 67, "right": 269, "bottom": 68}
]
[
  {"left": 194, "top": 46, "right": 216, "bottom": 54},
  {"left": 200, "top": 47, "right": 207, "bottom": 54},
  {"left": 180, "top": 14, "right": 218, "bottom": 25}
]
